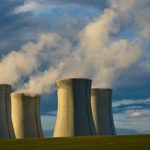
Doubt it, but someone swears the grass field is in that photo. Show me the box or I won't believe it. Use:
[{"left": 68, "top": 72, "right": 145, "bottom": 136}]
[{"left": 0, "top": 135, "right": 150, "bottom": 150}]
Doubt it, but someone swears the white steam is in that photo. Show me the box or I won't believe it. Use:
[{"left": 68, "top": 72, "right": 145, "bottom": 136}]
[
  {"left": 0, "top": 0, "right": 150, "bottom": 94},
  {"left": 0, "top": 33, "right": 70, "bottom": 85}
]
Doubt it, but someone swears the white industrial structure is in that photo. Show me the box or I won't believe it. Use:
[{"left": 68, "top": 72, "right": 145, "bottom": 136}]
[
  {"left": 0, "top": 81, "right": 116, "bottom": 139},
  {"left": 0, "top": 84, "right": 15, "bottom": 138},
  {"left": 91, "top": 88, "right": 116, "bottom": 135},
  {"left": 11, "top": 93, "right": 43, "bottom": 139},
  {"left": 53, "top": 78, "right": 96, "bottom": 137}
]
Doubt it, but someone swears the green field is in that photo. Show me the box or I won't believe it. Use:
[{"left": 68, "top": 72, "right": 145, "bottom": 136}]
[{"left": 0, "top": 135, "right": 150, "bottom": 150}]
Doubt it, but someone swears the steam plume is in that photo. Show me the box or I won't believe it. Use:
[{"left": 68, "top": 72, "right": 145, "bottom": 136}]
[{"left": 1, "top": 0, "right": 150, "bottom": 94}]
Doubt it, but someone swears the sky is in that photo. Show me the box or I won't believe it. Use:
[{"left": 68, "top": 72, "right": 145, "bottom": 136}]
[{"left": 0, "top": 0, "right": 150, "bottom": 136}]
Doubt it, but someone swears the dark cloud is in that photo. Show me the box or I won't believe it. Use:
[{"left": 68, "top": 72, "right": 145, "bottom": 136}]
[
  {"left": 113, "top": 57, "right": 150, "bottom": 99},
  {"left": 113, "top": 103, "right": 150, "bottom": 114},
  {"left": 0, "top": 0, "right": 93, "bottom": 56},
  {"left": 116, "top": 128, "right": 139, "bottom": 135},
  {"left": 0, "top": 0, "right": 52, "bottom": 55},
  {"left": 0, "top": 0, "right": 23, "bottom": 54}
]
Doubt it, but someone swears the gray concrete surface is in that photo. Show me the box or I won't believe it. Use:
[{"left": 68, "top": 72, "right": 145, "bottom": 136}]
[
  {"left": 91, "top": 89, "right": 116, "bottom": 135},
  {"left": 0, "top": 84, "right": 15, "bottom": 139},
  {"left": 11, "top": 93, "right": 43, "bottom": 139},
  {"left": 53, "top": 78, "right": 96, "bottom": 137}
]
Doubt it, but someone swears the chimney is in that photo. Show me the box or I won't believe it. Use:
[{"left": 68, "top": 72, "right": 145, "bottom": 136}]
[
  {"left": 0, "top": 84, "right": 15, "bottom": 138},
  {"left": 91, "top": 88, "right": 116, "bottom": 135},
  {"left": 11, "top": 93, "right": 43, "bottom": 138},
  {"left": 53, "top": 78, "right": 96, "bottom": 137}
]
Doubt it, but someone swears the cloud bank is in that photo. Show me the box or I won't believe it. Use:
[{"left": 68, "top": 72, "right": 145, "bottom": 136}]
[{"left": 113, "top": 98, "right": 150, "bottom": 134}]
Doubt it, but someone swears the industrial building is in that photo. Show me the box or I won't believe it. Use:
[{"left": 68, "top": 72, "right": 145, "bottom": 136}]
[
  {"left": 91, "top": 88, "right": 116, "bottom": 135},
  {"left": 53, "top": 78, "right": 96, "bottom": 137},
  {"left": 11, "top": 93, "right": 43, "bottom": 139},
  {"left": 0, "top": 84, "right": 15, "bottom": 138},
  {"left": 0, "top": 80, "right": 116, "bottom": 139}
]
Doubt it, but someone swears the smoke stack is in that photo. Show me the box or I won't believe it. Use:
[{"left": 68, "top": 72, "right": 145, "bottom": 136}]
[
  {"left": 91, "top": 88, "right": 116, "bottom": 135},
  {"left": 0, "top": 84, "right": 15, "bottom": 139},
  {"left": 53, "top": 78, "right": 96, "bottom": 137},
  {"left": 11, "top": 93, "right": 43, "bottom": 139}
]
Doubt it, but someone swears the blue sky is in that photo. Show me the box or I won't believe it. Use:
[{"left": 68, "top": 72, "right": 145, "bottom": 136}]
[{"left": 0, "top": 0, "right": 150, "bottom": 136}]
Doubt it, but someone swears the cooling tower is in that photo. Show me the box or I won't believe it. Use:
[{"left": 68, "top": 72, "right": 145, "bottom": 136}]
[
  {"left": 11, "top": 93, "right": 43, "bottom": 139},
  {"left": 91, "top": 89, "right": 116, "bottom": 135},
  {"left": 53, "top": 78, "right": 96, "bottom": 137},
  {"left": 0, "top": 84, "right": 15, "bottom": 138}
]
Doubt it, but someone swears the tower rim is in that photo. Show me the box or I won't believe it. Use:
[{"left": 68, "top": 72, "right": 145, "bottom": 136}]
[
  {"left": 57, "top": 78, "right": 92, "bottom": 82},
  {"left": 11, "top": 92, "right": 40, "bottom": 97},
  {"left": 91, "top": 88, "right": 112, "bottom": 91},
  {"left": 0, "top": 84, "right": 11, "bottom": 87}
]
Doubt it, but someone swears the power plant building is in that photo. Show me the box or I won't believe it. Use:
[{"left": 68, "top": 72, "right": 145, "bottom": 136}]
[
  {"left": 91, "top": 89, "right": 116, "bottom": 135},
  {"left": 11, "top": 93, "right": 43, "bottom": 139},
  {"left": 0, "top": 84, "right": 15, "bottom": 139},
  {"left": 53, "top": 78, "right": 96, "bottom": 137}
]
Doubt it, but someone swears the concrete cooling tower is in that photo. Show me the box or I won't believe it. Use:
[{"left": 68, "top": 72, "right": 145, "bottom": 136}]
[
  {"left": 0, "top": 84, "right": 15, "bottom": 139},
  {"left": 91, "top": 89, "right": 116, "bottom": 135},
  {"left": 53, "top": 78, "right": 96, "bottom": 137},
  {"left": 11, "top": 93, "right": 43, "bottom": 139}
]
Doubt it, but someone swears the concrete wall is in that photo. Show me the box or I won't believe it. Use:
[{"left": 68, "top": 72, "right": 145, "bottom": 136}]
[
  {"left": 53, "top": 78, "right": 96, "bottom": 137},
  {"left": 0, "top": 84, "right": 15, "bottom": 139},
  {"left": 11, "top": 93, "right": 43, "bottom": 139},
  {"left": 91, "top": 89, "right": 116, "bottom": 135}
]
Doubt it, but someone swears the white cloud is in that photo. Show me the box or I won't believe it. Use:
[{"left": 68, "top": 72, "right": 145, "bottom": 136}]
[
  {"left": 14, "top": 0, "right": 42, "bottom": 13},
  {"left": 113, "top": 98, "right": 150, "bottom": 134},
  {"left": 127, "top": 109, "right": 150, "bottom": 118},
  {"left": 114, "top": 109, "right": 150, "bottom": 134},
  {"left": 113, "top": 98, "right": 150, "bottom": 107}
]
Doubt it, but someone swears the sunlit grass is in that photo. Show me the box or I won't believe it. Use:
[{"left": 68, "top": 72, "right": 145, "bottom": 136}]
[{"left": 0, "top": 134, "right": 149, "bottom": 150}]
